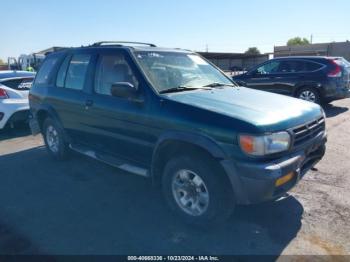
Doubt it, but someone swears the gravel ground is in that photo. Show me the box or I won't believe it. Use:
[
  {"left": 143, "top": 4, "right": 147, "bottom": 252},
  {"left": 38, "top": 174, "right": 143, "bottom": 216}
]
[{"left": 0, "top": 99, "right": 349, "bottom": 258}]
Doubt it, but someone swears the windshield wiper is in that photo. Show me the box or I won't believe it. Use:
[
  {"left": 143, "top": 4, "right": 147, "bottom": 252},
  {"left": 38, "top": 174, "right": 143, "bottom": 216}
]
[
  {"left": 203, "top": 82, "right": 235, "bottom": 88},
  {"left": 159, "top": 86, "right": 210, "bottom": 94}
]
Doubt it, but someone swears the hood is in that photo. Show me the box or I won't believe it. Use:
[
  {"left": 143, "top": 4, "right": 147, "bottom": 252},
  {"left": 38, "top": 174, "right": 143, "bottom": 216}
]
[{"left": 163, "top": 87, "right": 323, "bottom": 131}]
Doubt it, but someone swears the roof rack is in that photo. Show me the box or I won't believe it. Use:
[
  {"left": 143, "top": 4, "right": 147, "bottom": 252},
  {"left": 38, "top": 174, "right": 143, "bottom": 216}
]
[{"left": 91, "top": 41, "right": 157, "bottom": 47}]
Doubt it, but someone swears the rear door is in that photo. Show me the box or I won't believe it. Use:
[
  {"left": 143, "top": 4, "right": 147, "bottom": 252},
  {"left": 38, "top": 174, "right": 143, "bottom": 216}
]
[
  {"left": 271, "top": 60, "right": 325, "bottom": 95},
  {"left": 48, "top": 50, "right": 95, "bottom": 144}
]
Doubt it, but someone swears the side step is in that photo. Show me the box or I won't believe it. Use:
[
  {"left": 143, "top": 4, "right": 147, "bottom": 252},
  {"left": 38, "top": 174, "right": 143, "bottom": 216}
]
[{"left": 69, "top": 144, "right": 149, "bottom": 177}]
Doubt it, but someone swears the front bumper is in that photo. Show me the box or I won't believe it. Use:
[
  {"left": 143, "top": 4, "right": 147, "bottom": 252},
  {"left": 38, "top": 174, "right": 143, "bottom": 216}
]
[{"left": 221, "top": 133, "right": 327, "bottom": 205}]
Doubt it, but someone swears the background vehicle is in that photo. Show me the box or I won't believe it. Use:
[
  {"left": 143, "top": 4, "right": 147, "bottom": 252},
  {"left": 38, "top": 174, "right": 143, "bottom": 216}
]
[
  {"left": 0, "top": 71, "right": 35, "bottom": 129},
  {"left": 29, "top": 42, "right": 326, "bottom": 225},
  {"left": 8, "top": 53, "right": 45, "bottom": 71},
  {"left": 232, "top": 56, "right": 350, "bottom": 104}
]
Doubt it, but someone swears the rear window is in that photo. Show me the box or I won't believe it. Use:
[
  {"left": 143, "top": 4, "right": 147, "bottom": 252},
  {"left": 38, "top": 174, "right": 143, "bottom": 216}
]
[
  {"left": 34, "top": 56, "right": 59, "bottom": 85},
  {"left": 334, "top": 58, "right": 350, "bottom": 67},
  {"left": 1, "top": 77, "right": 34, "bottom": 91}
]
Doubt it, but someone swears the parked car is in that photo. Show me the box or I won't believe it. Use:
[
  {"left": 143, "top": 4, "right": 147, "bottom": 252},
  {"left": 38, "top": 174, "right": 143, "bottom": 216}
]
[
  {"left": 29, "top": 42, "right": 327, "bottom": 225},
  {"left": 232, "top": 56, "right": 350, "bottom": 104},
  {"left": 0, "top": 71, "right": 35, "bottom": 129}
]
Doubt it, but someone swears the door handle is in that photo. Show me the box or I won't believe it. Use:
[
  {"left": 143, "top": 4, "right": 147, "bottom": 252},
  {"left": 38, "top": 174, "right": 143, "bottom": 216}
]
[{"left": 85, "top": 100, "right": 93, "bottom": 109}]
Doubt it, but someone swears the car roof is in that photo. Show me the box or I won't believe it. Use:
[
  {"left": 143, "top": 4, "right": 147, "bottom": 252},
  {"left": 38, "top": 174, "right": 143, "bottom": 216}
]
[
  {"left": 272, "top": 56, "right": 341, "bottom": 61},
  {"left": 0, "top": 70, "right": 36, "bottom": 80},
  {"left": 52, "top": 43, "right": 194, "bottom": 56}
]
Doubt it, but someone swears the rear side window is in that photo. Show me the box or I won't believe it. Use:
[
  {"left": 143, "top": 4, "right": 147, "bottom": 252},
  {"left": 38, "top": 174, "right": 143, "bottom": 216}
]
[
  {"left": 304, "top": 61, "right": 323, "bottom": 72},
  {"left": 56, "top": 55, "right": 71, "bottom": 87},
  {"left": 278, "top": 60, "right": 323, "bottom": 73},
  {"left": 64, "top": 54, "right": 91, "bottom": 90},
  {"left": 34, "top": 56, "right": 59, "bottom": 84}
]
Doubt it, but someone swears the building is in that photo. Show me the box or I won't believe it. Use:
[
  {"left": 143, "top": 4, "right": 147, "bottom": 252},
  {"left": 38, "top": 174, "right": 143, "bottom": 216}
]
[
  {"left": 274, "top": 41, "right": 350, "bottom": 61},
  {"left": 199, "top": 52, "right": 269, "bottom": 71}
]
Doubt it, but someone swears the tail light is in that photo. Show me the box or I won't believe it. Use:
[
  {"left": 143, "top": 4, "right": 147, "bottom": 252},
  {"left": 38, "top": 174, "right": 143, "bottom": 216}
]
[
  {"left": 328, "top": 59, "right": 342, "bottom": 78},
  {"left": 0, "top": 88, "right": 9, "bottom": 99}
]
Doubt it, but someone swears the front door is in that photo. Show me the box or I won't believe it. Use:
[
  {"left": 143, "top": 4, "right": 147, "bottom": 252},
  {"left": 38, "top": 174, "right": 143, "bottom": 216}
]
[
  {"left": 82, "top": 49, "right": 153, "bottom": 165},
  {"left": 244, "top": 60, "right": 282, "bottom": 93}
]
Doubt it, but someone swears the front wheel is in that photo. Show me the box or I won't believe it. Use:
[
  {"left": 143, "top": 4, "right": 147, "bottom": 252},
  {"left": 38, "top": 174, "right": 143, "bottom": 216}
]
[
  {"left": 296, "top": 87, "right": 321, "bottom": 104},
  {"left": 42, "top": 118, "right": 70, "bottom": 160},
  {"left": 162, "top": 155, "right": 235, "bottom": 226}
]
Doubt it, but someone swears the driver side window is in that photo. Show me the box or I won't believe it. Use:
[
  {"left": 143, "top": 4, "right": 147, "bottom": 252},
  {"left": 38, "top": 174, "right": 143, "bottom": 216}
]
[
  {"left": 255, "top": 61, "right": 281, "bottom": 75},
  {"left": 94, "top": 54, "right": 139, "bottom": 96}
]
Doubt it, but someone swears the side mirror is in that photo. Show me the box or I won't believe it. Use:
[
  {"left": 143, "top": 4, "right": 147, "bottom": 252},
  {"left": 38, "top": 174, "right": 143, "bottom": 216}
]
[{"left": 111, "top": 82, "right": 137, "bottom": 98}]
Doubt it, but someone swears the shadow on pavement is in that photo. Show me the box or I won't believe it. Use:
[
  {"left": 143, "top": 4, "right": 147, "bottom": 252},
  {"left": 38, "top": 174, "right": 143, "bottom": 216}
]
[
  {"left": 0, "top": 124, "right": 31, "bottom": 141},
  {"left": 323, "top": 103, "right": 348, "bottom": 118},
  {"left": 0, "top": 147, "right": 303, "bottom": 256}
]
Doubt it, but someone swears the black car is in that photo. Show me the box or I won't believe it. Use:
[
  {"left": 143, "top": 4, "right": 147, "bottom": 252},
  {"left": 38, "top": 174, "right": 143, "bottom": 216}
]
[
  {"left": 232, "top": 56, "right": 350, "bottom": 104},
  {"left": 29, "top": 42, "right": 326, "bottom": 225}
]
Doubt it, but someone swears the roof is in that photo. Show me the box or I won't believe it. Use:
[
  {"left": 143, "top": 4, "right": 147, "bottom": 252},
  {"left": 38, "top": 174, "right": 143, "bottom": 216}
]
[
  {"left": 198, "top": 52, "right": 269, "bottom": 59},
  {"left": 272, "top": 56, "right": 338, "bottom": 60},
  {"left": 0, "top": 70, "right": 35, "bottom": 80}
]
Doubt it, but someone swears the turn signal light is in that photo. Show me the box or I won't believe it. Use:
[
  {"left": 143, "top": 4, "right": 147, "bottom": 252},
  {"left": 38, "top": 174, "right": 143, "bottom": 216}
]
[{"left": 275, "top": 172, "right": 295, "bottom": 187}]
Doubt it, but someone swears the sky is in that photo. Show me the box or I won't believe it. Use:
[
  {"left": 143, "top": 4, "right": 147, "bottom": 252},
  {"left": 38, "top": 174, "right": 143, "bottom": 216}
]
[{"left": 1, "top": 0, "right": 350, "bottom": 61}]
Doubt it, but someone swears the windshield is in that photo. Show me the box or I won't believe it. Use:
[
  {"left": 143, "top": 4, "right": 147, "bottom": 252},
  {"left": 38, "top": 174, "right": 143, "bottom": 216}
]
[{"left": 133, "top": 51, "right": 233, "bottom": 92}]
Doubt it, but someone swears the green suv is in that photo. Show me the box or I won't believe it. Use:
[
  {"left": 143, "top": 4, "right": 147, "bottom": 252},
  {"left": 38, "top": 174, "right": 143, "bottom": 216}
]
[{"left": 29, "top": 42, "right": 327, "bottom": 225}]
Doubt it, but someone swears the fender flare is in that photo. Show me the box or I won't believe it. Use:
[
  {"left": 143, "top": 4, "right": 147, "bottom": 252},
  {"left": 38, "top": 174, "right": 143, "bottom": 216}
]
[
  {"left": 150, "top": 131, "right": 228, "bottom": 179},
  {"left": 34, "top": 104, "right": 70, "bottom": 142}
]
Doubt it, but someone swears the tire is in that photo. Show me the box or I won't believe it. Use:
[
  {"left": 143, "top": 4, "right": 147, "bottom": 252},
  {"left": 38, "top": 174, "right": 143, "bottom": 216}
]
[
  {"left": 162, "top": 154, "right": 235, "bottom": 226},
  {"left": 42, "top": 118, "right": 69, "bottom": 160},
  {"left": 296, "top": 87, "right": 321, "bottom": 104}
]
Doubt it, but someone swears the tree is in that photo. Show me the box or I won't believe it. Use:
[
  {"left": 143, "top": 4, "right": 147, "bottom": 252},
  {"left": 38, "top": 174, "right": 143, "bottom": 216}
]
[
  {"left": 244, "top": 47, "right": 261, "bottom": 55},
  {"left": 287, "top": 37, "right": 310, "bottom": 46},
  {"left": 0, "top": 59, "right": 5, "bottom": 65}
]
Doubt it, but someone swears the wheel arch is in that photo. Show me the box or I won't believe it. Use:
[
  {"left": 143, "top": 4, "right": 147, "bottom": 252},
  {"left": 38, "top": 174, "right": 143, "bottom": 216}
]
[
  {"left": 151, "top": 131, "right": 228, "bottom": 186},
  {"left": 293, "top": 82, "right": 322, "bottom": 97}
]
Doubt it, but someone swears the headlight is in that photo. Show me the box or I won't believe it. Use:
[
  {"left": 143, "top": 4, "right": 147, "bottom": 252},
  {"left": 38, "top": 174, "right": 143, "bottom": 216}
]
[{"left": 239, "top": 132, "right": 291, "bottom": 156}]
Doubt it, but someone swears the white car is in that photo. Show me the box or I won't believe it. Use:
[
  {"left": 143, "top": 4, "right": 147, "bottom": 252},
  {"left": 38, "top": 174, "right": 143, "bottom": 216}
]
[{"left": 0, "top": 71, "right": 35, "bottom": 129}]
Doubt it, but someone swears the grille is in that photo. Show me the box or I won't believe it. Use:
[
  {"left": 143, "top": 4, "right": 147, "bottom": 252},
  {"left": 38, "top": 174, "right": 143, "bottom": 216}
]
[{"left": 292, "top": 117, "right": 325, "bottom": 147}]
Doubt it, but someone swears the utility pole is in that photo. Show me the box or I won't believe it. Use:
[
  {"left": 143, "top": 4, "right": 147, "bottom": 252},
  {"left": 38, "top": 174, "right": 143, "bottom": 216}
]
[{"left": 310, "top": 34, "right": 313, "bottom": 44}]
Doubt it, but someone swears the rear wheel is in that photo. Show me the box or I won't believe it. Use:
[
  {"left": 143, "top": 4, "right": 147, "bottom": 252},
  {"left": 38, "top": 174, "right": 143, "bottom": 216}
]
[
  {"left": 42, "top": 118, "right": 69, "bottom": 160},
  {"left": 162, "top": 155, "right": 235, "bottom": 226},
  {"left": 296, "top": 87, "right": 321, "bottom": 104}
]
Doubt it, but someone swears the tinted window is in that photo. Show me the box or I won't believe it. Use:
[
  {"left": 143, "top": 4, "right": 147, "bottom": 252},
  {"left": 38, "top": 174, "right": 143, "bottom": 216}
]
[
  {"left": 278, "top": 60, "right": 304, "bottom": 73},
  {"left": 65, "top": 54, "right": 91, "bottom": 90},
  {"left": 304, "top": 61, "right": 323, "bottom": 71},
  {"left": 255, "top": 61, "right": 280, "bottom": 74},
  {"left": 278, "top": 60, "right": 323, "bottom": 73},
  {"left": 34, "top": 56, "right": 59, "bottom": 84},
  {"left": 1, "top": 78, "right": 34, "bottom": 90},
  {"left": 56, "top": 55, "right": 71, "bottom": 87},
  {"left": 95, "top": 54, "right": 139, "bottom": 96}
]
